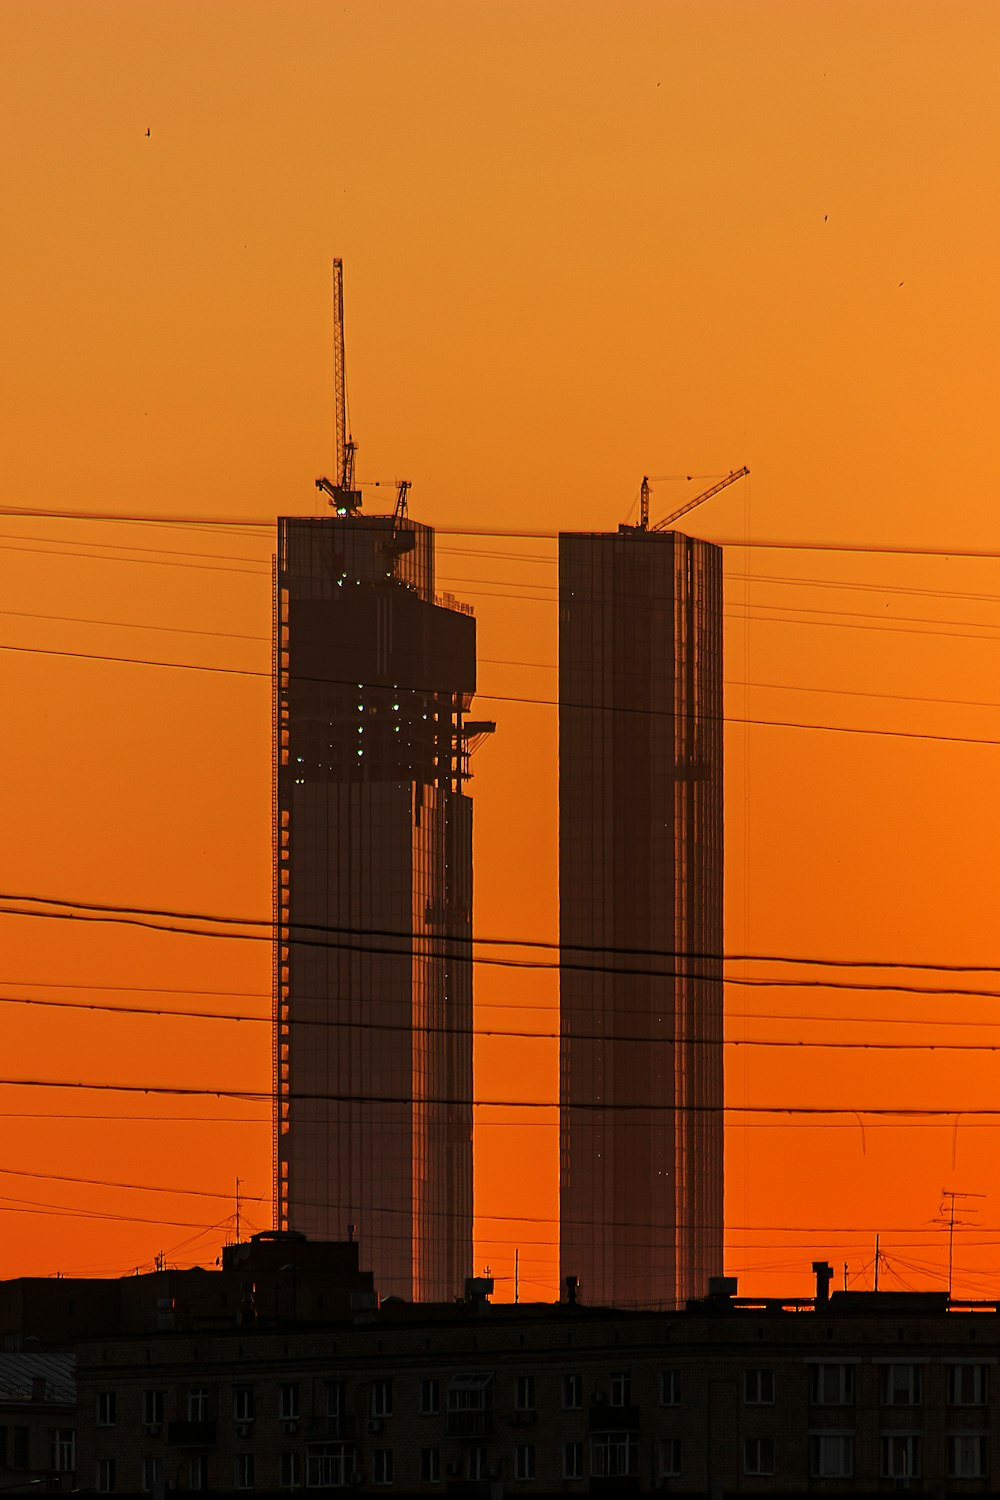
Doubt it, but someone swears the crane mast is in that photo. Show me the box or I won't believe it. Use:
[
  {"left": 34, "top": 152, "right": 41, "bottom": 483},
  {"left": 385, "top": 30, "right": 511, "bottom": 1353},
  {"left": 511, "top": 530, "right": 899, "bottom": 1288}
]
[{"left": 316, "top": 257, "right": 362, "bottom": 515}]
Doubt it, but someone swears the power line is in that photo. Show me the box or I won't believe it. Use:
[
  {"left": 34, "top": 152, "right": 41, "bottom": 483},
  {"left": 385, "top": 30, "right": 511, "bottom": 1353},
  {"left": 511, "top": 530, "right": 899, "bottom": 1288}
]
[
  {"left": 9, "top": 989, "right": 1000, "bottom": 1053},
  {"left": 5, "top": 889, "right": 1000, "bottom": 985}
]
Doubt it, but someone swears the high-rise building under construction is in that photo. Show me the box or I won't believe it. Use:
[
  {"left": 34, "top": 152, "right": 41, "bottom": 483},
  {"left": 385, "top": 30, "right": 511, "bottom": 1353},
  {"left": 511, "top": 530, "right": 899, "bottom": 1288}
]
[
  {"left": 274, "top": 513, "right": 482, "bottom": 1301},
  {"left": 559, "top": 526, "right": 724, "bottom": 1307}
]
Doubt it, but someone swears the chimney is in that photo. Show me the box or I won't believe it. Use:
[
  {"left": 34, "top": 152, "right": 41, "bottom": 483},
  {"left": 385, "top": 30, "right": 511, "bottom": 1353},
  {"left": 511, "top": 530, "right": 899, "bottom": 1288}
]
[
  {"left": 812, "top": 1261, "right": 834, "bottom": 1304},
  {"left": 565, "top": 1275, "right": 579, "bottom": 1306}
]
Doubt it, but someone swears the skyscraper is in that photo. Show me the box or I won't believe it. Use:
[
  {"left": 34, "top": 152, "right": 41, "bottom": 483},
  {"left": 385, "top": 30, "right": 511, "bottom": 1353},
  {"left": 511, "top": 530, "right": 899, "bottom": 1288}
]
[
  {"left": 558, "top": 527, "right": 724, "bottom": 1307},
  {"left": 274, "top": 513, "right": 480, "bottom": 1301}
]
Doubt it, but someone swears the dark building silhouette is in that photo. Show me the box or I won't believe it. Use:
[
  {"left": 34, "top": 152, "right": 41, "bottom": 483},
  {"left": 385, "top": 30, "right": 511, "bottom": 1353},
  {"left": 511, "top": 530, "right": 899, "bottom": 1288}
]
[
  {"left": 558, "top": 528, "right": 724, "bottom": 1307},
  {"left": 274, "top": 514, "right": 480, "bottom": 1301}
]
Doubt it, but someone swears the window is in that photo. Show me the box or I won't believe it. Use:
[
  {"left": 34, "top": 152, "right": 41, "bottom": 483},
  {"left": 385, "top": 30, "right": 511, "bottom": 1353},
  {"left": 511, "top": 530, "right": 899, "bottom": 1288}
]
[
  {"left": 96, "top": 1457, "right": 117, "bottom": 1493},
  {"left": 371, "top": 1379, "right": 393, "bottom": 1418},
  {"left": 810, "top": 1363, "right": 854, "bottom": 1405},
  {"left": 96, "top": 1391, "right": 117, "bottom": 1427},
  {"left": 562, "top": 1373, "right": 582, "bottom": 1409},
  {"left": 515, "top": 1374, "right": 535, "bottom": 1411},
  {"left": 563, "top": 1442, "right": 583, "bottom": 1480},
  {"left": 880, "top": 1364, "right": 922, "bottom": 1406},
  {"left": 467, "top": 1447, "right": 488, "bottom": 1481},
  {"left": 949, "top": 1435, "right": 988, "bottom": 1478},
  {"left": 610, "top": 1371, "right": 631, "bottom": 1407},
  {"left": 515, "top": 1443, "right": 535, "bottom": 1481},
  {"left": 279, "top": 1383, "right": 300, "bottom": 1421},
  {"left": 374, "top": 1449, "right": 394, "bottom": 1485},
  {"left": 420, "top": 1379, "right": 439, "bottom": 1416},
  {"left": 280, "top": 1452, "right": 300, "bottom": 1489},
  {"left": 306, "top": 1444, "right": 353, "bottom": 1488},
  {"left": 234, "top": 1385, "right": 256, "bottom": 1423},
  {"left": 949, "top": 1364, "right": 989, "bottom": 1406},
  {"left": 744, "top": 1437, "right": 775, "bottom": 1476},
  {"left": 660, "top": 1368, "right": 681, "bottom": 1406},
  {"left": 744, "top": 1368, "right": 774, "bottom": 1405},
  {"left": 142, "top": 1458, "right": 163, "bottom": 1493},
  {"left": 658, "top": 1438, "right": 681, "bottom": 1478},
  {"left": 811, "top": 1435, "right": 853, "bottom": 1478},
  {"left": 235, "top": 1452, "right": 255, "bottom": 1489},
  {"left": 420, "top": 1447, "right": 440, "bottom": 1483},
  {"left": 50, "top": 1429, "right": 75, "bottom": 1471},
  {"left": 881, "top": 1434, "right": 921, "bottom": 1479},
  {"left": 143, "top": 1390, "right": 164, "bottom": 1427},
  {"left": 12, "top": 1427, "right": 27, "bottom": 1469},
  {"left": 190, "top": 1455, "right": 208, "bottom": 1491},
  {"left": 188, "top": 1388, "right": 209, "bottom": 1423},
  {"left": 591, "top": 1433, "right": 638, "bottom": 1479}
]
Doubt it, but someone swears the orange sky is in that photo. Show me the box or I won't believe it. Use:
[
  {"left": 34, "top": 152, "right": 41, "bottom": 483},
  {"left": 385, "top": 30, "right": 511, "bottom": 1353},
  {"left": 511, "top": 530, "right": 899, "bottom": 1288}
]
[{"left": 3, "top": 0, "right": 1000, "bottom": 1300}]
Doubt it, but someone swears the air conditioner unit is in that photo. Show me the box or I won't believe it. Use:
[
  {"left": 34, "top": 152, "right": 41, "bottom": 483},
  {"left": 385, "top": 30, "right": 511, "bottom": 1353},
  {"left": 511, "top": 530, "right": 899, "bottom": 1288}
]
[
  {"left": 283, "top": 1419, "right": 299, "bottom": 1435},
  {"left": 591, "top": 1392, "right": 607, "bottom": 1405},
  {"left": 446, "top": 1460, "right": 462, "bottom": 1477},
  {"left": 143, "top": 1423, "right": 161, "bottom": 1437},
  {"left": 367, "top": 1417, "right": 383, "bottom": 1434},
  {"left": 350, "top": 1473, "right": 363, "bottom": 1486},
  {"left": 486, "top": 1467, "right": 500, "bottom": 1481},
  {"left": 236, "top": 1421, "right": 253, "bottom": 1437}
]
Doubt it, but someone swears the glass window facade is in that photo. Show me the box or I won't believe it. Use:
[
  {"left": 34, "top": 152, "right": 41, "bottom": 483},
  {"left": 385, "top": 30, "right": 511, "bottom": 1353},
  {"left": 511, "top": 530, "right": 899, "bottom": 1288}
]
[
  {"left": 275, "top": 516, "right": 477, "bottom": 1300},
  {"left": 558, "top": 530, "right": 724, "bottom": 1306}
]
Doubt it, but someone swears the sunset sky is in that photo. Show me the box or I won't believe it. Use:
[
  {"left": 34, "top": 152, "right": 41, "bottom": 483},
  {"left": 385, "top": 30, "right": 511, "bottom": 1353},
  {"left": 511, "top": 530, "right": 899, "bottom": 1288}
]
[{"left": 4, "top": 0, "right": 1000, "bottom": 1300}]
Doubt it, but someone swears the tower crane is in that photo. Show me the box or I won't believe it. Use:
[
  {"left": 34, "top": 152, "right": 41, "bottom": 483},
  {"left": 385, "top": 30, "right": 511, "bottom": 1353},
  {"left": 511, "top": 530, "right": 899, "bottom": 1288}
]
[
  {"left": 315, "top": 258, "right": 363, "bottom": 516},
  {"left": 628, "top": 466, "right": 749, "bottom": 532}
]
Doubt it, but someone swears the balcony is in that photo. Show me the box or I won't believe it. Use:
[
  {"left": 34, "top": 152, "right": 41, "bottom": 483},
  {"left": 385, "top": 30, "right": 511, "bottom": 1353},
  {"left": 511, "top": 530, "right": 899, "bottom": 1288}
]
[
  {"left": 166, "top": 1420, "right": 217, "bottom": 1447},
  {"left": 589, "top": 1403, "right": 640, "bottom": 1431},
  {"left": 446, "top": 1409, "right": 494, "bottom": 1439}
]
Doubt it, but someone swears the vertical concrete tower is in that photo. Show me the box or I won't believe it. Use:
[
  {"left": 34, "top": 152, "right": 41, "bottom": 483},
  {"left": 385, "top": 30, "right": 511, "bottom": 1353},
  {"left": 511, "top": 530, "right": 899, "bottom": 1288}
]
[
  {"left": 559, "top": 527, "right": 724, "bottom": 1307},
  {"left": 274, "top": 514, "right": 477, "bottom": 1300}
]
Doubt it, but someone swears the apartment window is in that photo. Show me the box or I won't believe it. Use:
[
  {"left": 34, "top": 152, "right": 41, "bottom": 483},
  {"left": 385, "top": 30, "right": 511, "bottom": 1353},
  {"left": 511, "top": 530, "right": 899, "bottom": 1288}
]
[
  {"left": 235, "top": 1452, "right": 255, "bottom": 1489},
  {"left": 420, "top": 1379, "right": 440, "bottom": 1416},
  {"left": 744, "top": 1368, "right": 774, "bottom": 1405},
  {"left": 744, "top": 1437, "right": 775, "bottom": 1476},
  {"left": 810, "top": 1363, "right": 854, "bottom": 1405},
  {"left": 881, "top": 1364, "right": 922, "bottom": 1406},
  {"left": 562, "top": 1373, "right": 582, "bottom": 1409},
  {"left": 610, "top": 1371, "right": 631, "bottom": 1407},
  {"left": 96, "top": 1391, "right": 117, "bottom": 1427},
  {"left": 811, "top": 1434, "right": 853, "bottom": 1477},
  {"left": 190, "top": 1455, "right": 208, "bottom": 1490},
  {"left": 515, "top": 1443, "right": 535, "bottom": 1481},
  {"left": 658, "top": 1438, "right": 681, "bottom": 1478},
  {"left": 881, "top": 1434, "right": 921, "bottom": 1479},
  {"left": 307, "top": 1445, "right": 352, "bottom": 1487},
  {"left": 188, "top": 1388, "right": 209, "bottom": 1423},
  {"left": 467, "top": 1447, "right": 488, "bottom": 1481},
  {"left": 371, "top": 1379, "right": 393, "bottom": 1418},
  {"left": 591, "top": 1433, "right": 638, "bottom": 1479},
  {"left": 660, "top": 1368, "right": 681, "bottom": 1406},
  {"left": 280, "top": 1452, "right": 300, "bottom": 1489},
  {"left": 96, "top": 1457, "right": 116, "bottom": 1492},
  {"left": 49, "top": 1428, "right": 75, "bottom": 1471},
  {"left": 142, "top": 1389, "right": 164, "bottom": 1427},
  {"left": 279, "top": 1383, "right": 300, "bottom": 1421},
  {"left": 515, "top": 1374, "right": 535, "bottom": 1411},
  {"left": 563, "top": 1442, "right": 583, "bottom": 1480},
  {"left": 949, "top": 1364, "right": 989, "bottom": 1406},
  {"left": 142, "top": 1458, "right": 163, "bottom": 1493},
  {"left": 234, "top": 1385, "right": 256, "bottom": 1423},
  {"left": 374, "top": 1449, "right": 394, "bottom": 1485},
  {"left": 949, "top": 1435, "right": 988, "bottom": 1478},
  {"left": 420, "top": 1447, "right": 440, "bottom": 1483}
]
